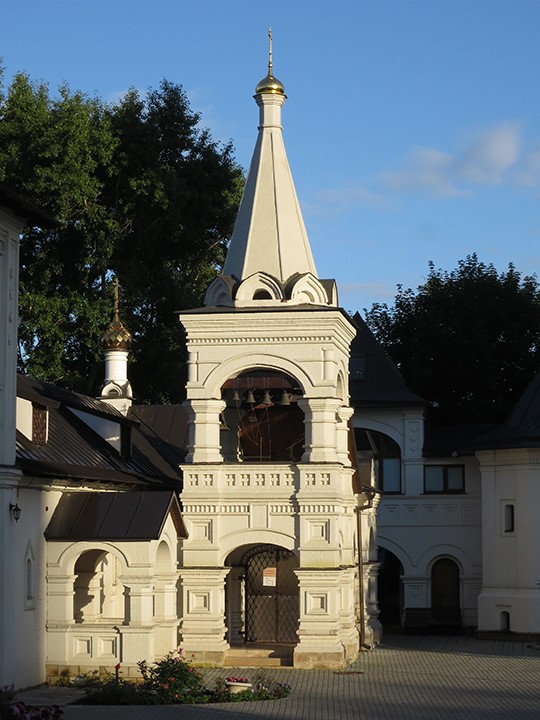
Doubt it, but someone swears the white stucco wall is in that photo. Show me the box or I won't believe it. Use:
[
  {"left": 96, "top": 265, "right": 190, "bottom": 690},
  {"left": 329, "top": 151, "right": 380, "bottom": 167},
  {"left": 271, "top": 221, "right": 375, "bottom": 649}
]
[{"left": 1, "top": 485, "right": 63, "bottom": 688}]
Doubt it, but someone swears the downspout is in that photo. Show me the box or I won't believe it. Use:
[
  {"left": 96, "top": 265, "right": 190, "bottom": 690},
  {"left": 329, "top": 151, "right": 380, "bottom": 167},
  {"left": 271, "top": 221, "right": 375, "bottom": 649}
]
[
  {"left": 356, "top": 488, "right": 375, "bottom": 651},
  {"left": 349, "top": 419, "right": 375, "bottom": 651}
]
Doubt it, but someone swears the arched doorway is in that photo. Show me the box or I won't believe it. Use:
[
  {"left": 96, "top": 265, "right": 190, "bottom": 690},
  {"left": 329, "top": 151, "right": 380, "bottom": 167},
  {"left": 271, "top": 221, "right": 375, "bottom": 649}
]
[
  {"left": 377, "top": 548, "right": 403, "bottom": 627},
  {"left": 431, "top": 558, "right": 461, "bottom": 628},
  {"left": 242, "top": 545, "right": 299, "bottom": 643}
]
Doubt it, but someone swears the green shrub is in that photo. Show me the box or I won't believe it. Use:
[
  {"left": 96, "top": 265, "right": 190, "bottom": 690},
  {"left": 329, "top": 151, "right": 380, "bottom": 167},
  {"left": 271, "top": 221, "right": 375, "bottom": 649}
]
[{"left": 136, "top": 649, "right": 210, "bottom": 704}]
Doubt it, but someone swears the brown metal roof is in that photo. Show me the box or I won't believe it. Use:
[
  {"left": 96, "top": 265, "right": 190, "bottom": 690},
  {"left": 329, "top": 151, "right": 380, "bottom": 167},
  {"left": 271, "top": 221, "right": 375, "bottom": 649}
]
[
  {"left": 45, "top": 491, "right": 186, "bottom": 540},
  {"left": 128, "top": 405, "right": 188, "bottom": 465},
  {"left": 18, "top": 375, "right": 135, "bottom": 424},
  {"left": 17, "top": 375, "right": 182, "bottom": 488}
]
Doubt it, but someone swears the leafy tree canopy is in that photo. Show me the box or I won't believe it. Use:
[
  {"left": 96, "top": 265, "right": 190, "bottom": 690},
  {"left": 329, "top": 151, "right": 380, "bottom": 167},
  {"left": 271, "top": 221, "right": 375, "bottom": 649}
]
[
  {"left": 0, "top": 71, "right": 244, "bottom": 402},
  {"left": 364, "top": 254, "right": 540, "bottom": 425}
]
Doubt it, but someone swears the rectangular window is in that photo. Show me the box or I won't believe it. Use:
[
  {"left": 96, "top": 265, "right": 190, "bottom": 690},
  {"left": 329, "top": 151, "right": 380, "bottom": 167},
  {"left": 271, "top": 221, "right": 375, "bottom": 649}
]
[
  {"left": 32, "top": 404, "right": 48, "bottom": 444},
  {"left": 381, "top": 457, "right": 401, "bottom": 493},
  {"left": 504, "top": 504, "right": 515, "bottom": 532},
  {"left": 350, "top": 354, "right": 366, "bottom": 381},
  {"left": 424, "top": 465, "right": 465, "bottom": 494}
]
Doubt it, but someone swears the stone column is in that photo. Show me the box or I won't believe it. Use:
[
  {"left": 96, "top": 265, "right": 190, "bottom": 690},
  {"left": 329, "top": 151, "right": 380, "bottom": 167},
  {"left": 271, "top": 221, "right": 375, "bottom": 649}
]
[
  {"left": 179, "top": 567, "right": 230, "bottom": 663},
  {"left": 183, "top": 399, "right": 226, "bottom": 463},
  {"left": 119, "top": 579, "right": 156, "bottom": 663},
  {"left": 298, "top": 397, "right": 342, "bottom": 463},
  {"left": 402, "top": 575, "right": 430, "bottom": 626},
  {"left": 365, "top": 561, "right": 382, "bottom": 645},
  {"left": 336, "top": 406, "right": 354, "bottom": 465},
  {"left": 225, "top": 565, "right": 245, "bottom": 645},
  {"left": 154, "top": 575, "right": 180, "bottom": 656},
  {"left": 123, "top": 580, "right": 155, "bottom": 626}
]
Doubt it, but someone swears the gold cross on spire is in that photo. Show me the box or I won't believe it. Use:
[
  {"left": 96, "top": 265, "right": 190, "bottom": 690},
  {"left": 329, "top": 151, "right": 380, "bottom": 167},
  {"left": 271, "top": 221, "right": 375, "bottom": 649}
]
[
  {"left": 268, "top": 27, "right": 273, "bottom": 76},
  {"left": 113, "top": 276, "right": 120, "bottom": 323}
]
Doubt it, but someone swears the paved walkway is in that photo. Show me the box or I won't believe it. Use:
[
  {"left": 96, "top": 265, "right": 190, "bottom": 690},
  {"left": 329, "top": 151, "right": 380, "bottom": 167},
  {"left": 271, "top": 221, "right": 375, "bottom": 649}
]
[{"left": 16, "top": 634, "right": 540, "bottom": 719}]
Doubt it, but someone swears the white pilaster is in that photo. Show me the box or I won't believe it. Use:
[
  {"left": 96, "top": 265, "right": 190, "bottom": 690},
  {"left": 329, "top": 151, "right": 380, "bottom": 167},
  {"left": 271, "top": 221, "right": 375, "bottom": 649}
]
[{"left": 183, "top": 399, "right": 226, "bottom": 463}]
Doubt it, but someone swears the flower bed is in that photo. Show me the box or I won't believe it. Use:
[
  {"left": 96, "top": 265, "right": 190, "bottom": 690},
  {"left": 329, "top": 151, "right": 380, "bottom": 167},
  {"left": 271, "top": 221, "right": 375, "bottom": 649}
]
[
  {"left": 76, "top": 649, "right": 291, "bottom": 705},
  {"left": 1, "top": 685, "right": 63, "bottom": 720}
]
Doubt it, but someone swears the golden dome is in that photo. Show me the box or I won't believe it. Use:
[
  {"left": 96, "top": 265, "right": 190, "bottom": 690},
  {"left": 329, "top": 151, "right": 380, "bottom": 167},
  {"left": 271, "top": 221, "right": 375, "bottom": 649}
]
[
  {"left": 102, "top": 277, "right": 131, "bottom": 350},
  {"left": 101, "top": 319, "right": 132, "bottom": 350},
  {"left": 255, "top": 28, "right": 285, "bottom": 95},
  {"left": 255, "top": 72, "right": 285, "bottom": 96}
]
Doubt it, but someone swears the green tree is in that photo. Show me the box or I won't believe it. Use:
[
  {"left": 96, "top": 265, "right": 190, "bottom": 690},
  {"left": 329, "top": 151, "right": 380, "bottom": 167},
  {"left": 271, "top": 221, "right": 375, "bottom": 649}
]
[
  {"left": 0, "top": 72, "right": 243, "bottom": 401},
  {"left": 365, "top": 254, "right": 540, "bottom": 424}
]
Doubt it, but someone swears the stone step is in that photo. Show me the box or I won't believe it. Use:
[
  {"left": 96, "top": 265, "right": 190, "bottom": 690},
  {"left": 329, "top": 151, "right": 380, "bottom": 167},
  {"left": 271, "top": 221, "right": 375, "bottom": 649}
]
[
  {"left": 223, "top": 656, "right": 288, "bottom": 667},
  {"left": 224, "top": 644, "right": 294, "bottom": 667}
]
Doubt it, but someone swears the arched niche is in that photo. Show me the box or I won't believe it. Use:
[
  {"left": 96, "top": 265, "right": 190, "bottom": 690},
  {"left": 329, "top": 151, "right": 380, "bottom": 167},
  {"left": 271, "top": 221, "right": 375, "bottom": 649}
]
[
  {"left": 155, "top": 541, "right": 173, "bottom": 575},
  {"left": 54, "top": 540, "right": 129, "bottom": 577},
  {"left": 203, "top": 354, "right": 313, "bottom": 400},
  {"left": 288, "top": 272, "right": 330, "bottom": 305},
  {"left": 204, "top": 275, "right": 235, "bottom": 307},
  {"left": 73, "top": 548, "right": 124, "bottom": 624},
  {"left": 234, "top": 272, "right": 285, "bottom": 304}
]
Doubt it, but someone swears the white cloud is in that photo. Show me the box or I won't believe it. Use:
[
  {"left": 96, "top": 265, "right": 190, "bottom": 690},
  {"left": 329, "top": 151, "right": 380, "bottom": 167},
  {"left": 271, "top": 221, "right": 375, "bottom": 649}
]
[
  {"left": 513, "top": 145, "right": 540, "bottom": 186},
  {"left": 380, "top": 123, "right": 525, "bottom": 197},
  {"left": 381, "top": 147, "right": 466, "bottom": 197},
  {"left": 311, "top": 183, "right": 388, "bottom": 212},
  {"left": 458, "top": 124, "right": 520, "bottom": 185}
]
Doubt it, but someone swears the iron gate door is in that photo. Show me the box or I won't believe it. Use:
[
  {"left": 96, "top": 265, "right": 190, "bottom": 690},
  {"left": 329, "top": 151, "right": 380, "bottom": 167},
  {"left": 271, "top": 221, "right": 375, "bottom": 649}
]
[{"left": 244, "top": 545, "right": 299, "bottom": 643}]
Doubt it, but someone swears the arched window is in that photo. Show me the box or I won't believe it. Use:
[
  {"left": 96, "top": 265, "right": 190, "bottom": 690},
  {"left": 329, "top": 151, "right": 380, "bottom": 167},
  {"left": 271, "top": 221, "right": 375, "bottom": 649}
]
[
  {"left": 253, "top": 289, "right": 272, "bottom": 300},
  {"left": 355, "top": 429, "right": 401, "bottom": 493},
  {"left": 24, "top": 544, "right": 35, "bottom": 610}
]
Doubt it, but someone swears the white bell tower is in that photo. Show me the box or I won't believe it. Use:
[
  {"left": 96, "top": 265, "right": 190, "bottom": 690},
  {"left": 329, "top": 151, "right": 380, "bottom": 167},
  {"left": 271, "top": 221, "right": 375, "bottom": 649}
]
[{"left": 179, "top": 34, "right": 377, "bottom": 668}]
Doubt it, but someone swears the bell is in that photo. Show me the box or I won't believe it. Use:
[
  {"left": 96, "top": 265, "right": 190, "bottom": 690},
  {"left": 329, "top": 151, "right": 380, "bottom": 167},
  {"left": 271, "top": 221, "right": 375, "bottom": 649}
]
[
  {"left": 246, "top": 389, "right": 256, "bottom": 404},
  {"left": 262, "top": 389, "right": 273, "bottom": 406},
  {"left": 232, "top": 389, "right": 240, "bottom": 403},
  {"left": 280, "top": 390, "right": 291, "bottom": 406}
]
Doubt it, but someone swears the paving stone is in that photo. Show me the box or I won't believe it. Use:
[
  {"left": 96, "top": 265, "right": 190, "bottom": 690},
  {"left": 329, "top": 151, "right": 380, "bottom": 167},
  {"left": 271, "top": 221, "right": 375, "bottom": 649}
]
[{"left": 14, "top": 635, "right": 540, "bottom": 720}]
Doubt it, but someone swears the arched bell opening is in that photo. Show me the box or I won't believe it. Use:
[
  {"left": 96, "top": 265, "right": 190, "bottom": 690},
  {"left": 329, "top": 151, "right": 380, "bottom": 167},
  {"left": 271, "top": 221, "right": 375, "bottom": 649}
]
[
  {"left": 224, "top": 544, "right": 299, "bottom": 647},
  {"left": 221, "top": 370, "right": 305, "bottom": 462}
]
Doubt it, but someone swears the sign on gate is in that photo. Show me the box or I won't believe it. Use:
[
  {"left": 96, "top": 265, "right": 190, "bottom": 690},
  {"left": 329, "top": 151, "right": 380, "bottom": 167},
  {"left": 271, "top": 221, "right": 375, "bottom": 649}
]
[{"left": 263, "top": 567, "right": 277, "bottom": 586}]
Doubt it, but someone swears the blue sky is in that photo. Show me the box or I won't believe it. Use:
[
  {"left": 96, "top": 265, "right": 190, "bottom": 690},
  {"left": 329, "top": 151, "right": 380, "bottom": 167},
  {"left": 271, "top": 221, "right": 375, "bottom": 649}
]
[{"left": 3, "top": 0, "right": 540, "bottom": 314}]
